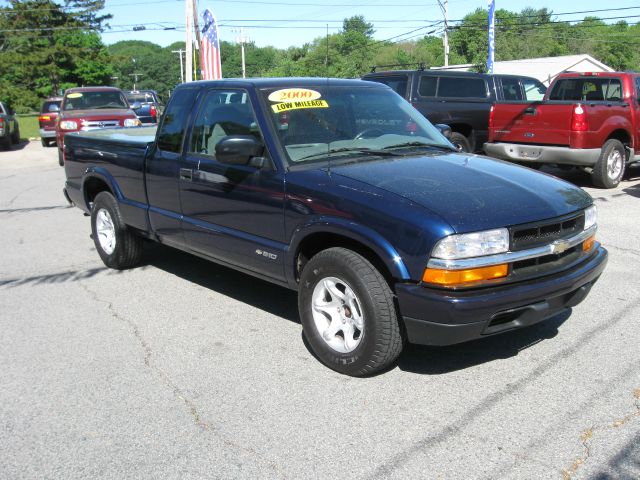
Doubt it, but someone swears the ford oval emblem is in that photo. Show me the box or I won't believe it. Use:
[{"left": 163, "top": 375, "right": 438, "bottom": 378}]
[{"left": 524, "top": 132, "right": 535, "bottom": 138}]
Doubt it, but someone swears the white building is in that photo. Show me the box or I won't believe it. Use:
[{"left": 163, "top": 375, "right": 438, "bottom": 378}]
[{"left": 432, "top": 54, "right": 614, "bottom": 85}]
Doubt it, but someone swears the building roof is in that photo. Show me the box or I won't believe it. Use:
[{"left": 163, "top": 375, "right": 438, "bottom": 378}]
[{"left": 432, "top": 54, "right": 614, "bottom": 84}]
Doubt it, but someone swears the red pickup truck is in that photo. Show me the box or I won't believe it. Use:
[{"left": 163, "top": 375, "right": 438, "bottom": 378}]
[
  {"left": 484, "top": 72, "right": 640, "bottom": 188},
  {"left": 56, "top": 86, "right": 140, "bottom": 166}
]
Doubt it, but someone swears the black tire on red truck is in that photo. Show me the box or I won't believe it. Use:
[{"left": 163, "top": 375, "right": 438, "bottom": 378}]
[{"left": 592, "top": 139, "right": 626, "bottom": 189}]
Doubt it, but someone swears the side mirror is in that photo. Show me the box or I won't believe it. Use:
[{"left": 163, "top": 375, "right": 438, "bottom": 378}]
[
  {"left": 131, "top": 101, "right": 142, "bottom": 110},
  {"left": 215, "top": 135, "right": 265, "bottom": 166},
  {"left": 49, "top": 104, "right": 60, "bottom": 113},
  {"left": 434, "top": 123, "right": 452, "bottom": 139}
]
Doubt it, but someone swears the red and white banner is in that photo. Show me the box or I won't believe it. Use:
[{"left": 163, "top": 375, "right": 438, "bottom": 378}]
[{"left": 200, "top": 9, "right": 222, "bottom": 80}]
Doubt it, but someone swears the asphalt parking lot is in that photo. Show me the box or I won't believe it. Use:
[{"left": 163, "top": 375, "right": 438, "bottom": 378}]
[{"left": 1, "top": 141, "right": 639, "bottom": 479}]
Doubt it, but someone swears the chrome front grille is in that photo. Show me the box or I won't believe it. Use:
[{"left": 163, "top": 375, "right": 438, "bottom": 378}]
[
  {"left": 81, "top": 120, "right": 120, "bottom": 130},
  {"left": 510, "top": 212, "right": 585, "bottom": 251}
]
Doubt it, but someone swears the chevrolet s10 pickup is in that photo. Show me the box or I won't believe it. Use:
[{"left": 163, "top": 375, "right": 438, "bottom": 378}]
[{"left": 62, "top": 78, "right": 607, "bottom": 376}]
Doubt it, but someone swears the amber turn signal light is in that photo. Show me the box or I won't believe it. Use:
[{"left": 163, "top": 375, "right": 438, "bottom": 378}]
[
  {"left": 422, "top": 264, "right": 508, "bottom": 287},
  {"left": 583, "top": 235, "right": 596, "bottom": 252}
]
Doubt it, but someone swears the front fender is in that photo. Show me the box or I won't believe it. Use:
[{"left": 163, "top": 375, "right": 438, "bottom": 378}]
[{"left": 286, "top": 217, "right": 412, "bottom": 287}]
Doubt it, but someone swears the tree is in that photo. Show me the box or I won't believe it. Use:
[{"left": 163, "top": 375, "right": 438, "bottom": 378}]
[{"left": 0, "top": 0, "right": 112, "bottom": 111}]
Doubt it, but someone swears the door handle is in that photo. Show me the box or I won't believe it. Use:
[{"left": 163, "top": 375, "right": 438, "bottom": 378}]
[
  {"left": 180, "top": 168, "right": 193, "bottom": 181},
  {"left": 523, "top": 107, "right": 536, "bottom": 115}
]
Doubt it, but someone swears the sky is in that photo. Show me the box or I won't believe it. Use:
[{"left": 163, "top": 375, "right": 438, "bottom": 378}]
[
  {"left": 3, "top": 0, "right": 640, "bottom": 50},
  {"left": 99, "top": 0, "right": 640, "bottom": 49}
]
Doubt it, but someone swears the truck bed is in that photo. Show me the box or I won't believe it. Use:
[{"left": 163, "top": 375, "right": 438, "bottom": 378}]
[{"left": 64, "top": 126, "right": 157, "bottom": 231}]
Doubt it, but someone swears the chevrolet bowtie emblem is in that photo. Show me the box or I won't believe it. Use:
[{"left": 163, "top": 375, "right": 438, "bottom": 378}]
[{"left": 553, "top": 239, "right": 571, "bottom": 254}]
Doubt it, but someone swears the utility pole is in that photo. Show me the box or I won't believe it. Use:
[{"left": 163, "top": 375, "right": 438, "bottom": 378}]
[
  {"left": 172, "top": 49, "right": 185, "bottom": 83},
  {"left": 129, "top": 73, "right": 144, "bottom": 91},
  {"left": 192, "top": 0, "right": 201, "bottom": 80},
  {"left": 437, "top": 0, "right": 449, "bottom": 67},
  {"left": 185, "top": 0, "right": 193, "bottom": 82},
  {"left": 234, "top": 28, "right": 249, "bottom": 78}
]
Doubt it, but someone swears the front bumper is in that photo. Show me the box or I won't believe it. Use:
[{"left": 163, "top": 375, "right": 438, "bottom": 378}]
[
  {"left": 483, "top": 142, "right": 601, "bottom": 166},
  {"left": 396, "top": 245, "right": 607, "bottom": 346}
]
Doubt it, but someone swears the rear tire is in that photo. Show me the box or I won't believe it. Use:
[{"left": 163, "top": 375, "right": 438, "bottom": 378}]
[
  {"left": 449, "top": 132, "right": 472, "bottom": 153},
  {"left": 58, "top": 148, "right": 64, "bottom": 166},
  {"left": 11, "top": 126, "right": 20, "bottom": 144},
  {"left": 592, "top": 139, "right": 626, "bottom": 189},
  {"left": 91, "top": 192, "right": 143, "bottom": 270},
  {"left": 298, "top": 247, "right": 403, "bottom": 376}
]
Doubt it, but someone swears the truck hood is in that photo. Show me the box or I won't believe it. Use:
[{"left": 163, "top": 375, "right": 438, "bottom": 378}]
[
  {"left": 60, "top": 109, "right": 135, "bottom": 119},
  {"left": 330, "top": 152, "right": 591, "bottom": 233}
]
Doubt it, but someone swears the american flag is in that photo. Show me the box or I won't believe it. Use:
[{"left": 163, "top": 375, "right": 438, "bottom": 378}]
[{"left": 200, "top": 9, "right": 222, "bottom": 80}]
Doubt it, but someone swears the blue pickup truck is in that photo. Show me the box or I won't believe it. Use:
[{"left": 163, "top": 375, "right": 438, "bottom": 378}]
[{"left": 63, "top": 78, "right": 607, "bottom": 376}]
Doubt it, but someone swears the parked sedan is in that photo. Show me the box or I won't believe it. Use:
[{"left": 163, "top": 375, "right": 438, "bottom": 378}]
[
  {"left": 125, "top": 90, "right": 162, "bottom": 124},
  {"left": 39, "top": 97, "right": 62, "bottom": 147}
]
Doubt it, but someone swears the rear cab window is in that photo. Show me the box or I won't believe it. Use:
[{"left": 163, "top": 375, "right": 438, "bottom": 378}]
[
  {"left": 417, "top": 75, "right": 488, "bottom": 100},
  {"left": 549, "top": 77, "right": 623, "bottom": 102},
  {"left": 364, "top": 75, "right": 409, "bottom": 97},
  {"left": 156, "top": 88, "right": 199, "bottom": 153},
  {"left": 41, "top": 101, "right": 61, "bottom": 113}
]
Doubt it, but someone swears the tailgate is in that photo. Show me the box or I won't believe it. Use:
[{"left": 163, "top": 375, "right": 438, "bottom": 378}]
[{"left": 491, "top": 103, "right": 575, "bottom": 146}]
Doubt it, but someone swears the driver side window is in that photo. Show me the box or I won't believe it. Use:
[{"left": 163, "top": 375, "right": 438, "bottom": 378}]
[{"left": 189, "top": 89, "right": 261, "bottom": 157}]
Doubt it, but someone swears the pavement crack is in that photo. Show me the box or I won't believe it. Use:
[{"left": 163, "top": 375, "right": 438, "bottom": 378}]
[
  {"left": 561, "top": 388, "right": 640, "bottom": 479},
  {"left": 601, "top": 243, "right": 640, "bottom": 258},
  {"left": 78, "top": 281, "right": 289, "bottom": 480},
  {"left": 6, "top": 186, "right": 38, "bottom": 206}
]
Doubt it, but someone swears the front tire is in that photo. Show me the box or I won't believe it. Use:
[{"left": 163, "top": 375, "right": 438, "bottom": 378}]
[
  {"left": 91, "top": 192, "right": 143, "bottom": 269},
  {"left": 592, "top": 139, "right": 626, "bottom": 188},
  {"left": 58, "top": 148, "right": 64, "bottom": 166},
  {"left": 449, "top": 132, "right": 472, "bottom": 153},
  {"left": 298, "top": 247, "right": 403, "bottom": 376}
]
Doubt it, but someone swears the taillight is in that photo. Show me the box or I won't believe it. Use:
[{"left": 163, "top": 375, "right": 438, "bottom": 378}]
[
  {"left": 150, "top": 104, "right": 157, "bottom": 117},
  {"left": 488, "top": 104, "right": 495, "bottom": 129},
  {"left": 571, "top": 104, "right": 588, "bottom": 132}
]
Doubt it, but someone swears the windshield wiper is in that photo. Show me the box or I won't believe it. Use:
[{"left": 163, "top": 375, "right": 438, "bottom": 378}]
[
  {"left": 297, "top": 147, "right": 400, "bottom": 161},
  {"left": 383, "top": 141, "right": 454, "bottom": 151}
]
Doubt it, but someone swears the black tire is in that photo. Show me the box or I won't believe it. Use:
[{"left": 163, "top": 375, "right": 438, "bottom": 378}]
[
  {"left": 41, "top": 138, "right": 47, "bottom": 147},
  {"left": 449, "top": 132, "right": 472, "bottom": 153},
  {"left": 58, "top": 148, "right": 64, "bottom": 166},
  {"left": 592, "top": 139, "right": 626, "bottom": 189},
  {"left": 90, "top": 191, "right": 143, "bottom": 269},
  {"left": 11, "top": 127, "right": 20, "bottom": 144},
  {"left": 0, "top": 137, "right": 10, "bottom": 151},
  {"left": 298, "top": 247, "right": 403, "bottom": 376}
]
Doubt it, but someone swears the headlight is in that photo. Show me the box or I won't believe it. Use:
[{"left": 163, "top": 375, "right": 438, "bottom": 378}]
[
  {"left": 59, "top": 120, "right": 79, "bottom": 130},
  {"left": 584, "top": 205, "right": 597, "bottom": 230},
  {"left": 123, "top": 118, "right": 141, "bottom": 127},
  {"left": 431, "top": 228, "right": 510, "bottom": 260}
]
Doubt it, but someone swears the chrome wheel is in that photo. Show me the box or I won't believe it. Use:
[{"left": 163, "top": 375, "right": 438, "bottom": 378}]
[
  {"left": 311, "top": 276, "right": 364, "bottom": 353},
  {"left": 606, "top": 148, "right": 623, "bottom": 180},
  {"left": 95, "top": 208, "right": 116, "bottom": 255}
]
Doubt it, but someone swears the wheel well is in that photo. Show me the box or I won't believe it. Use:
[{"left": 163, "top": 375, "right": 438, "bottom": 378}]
[
  {"left": 83, "top": 177, "right": 112, "bottom": 209},
  {"left": 295, "top": 233, "right": 395, "bottom": 287},
  {"left": 448, "top": 123, "right": 473, "bottom": 139},
  {"left": 607, "top": 129, "right": 631, "bottom": 147}
]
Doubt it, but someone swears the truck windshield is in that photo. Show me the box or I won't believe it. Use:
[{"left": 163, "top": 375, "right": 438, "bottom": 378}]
[
  {"left": 261, "top": 85, "right": 453, "bottom": 164},
  {"left": 63, "top": 91, "right": 128, "bottom": 111}
]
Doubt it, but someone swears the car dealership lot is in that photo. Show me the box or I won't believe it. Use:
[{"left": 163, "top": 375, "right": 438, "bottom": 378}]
[{"left": 1, "top": 142, "right": 639, "bottom": 479}]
